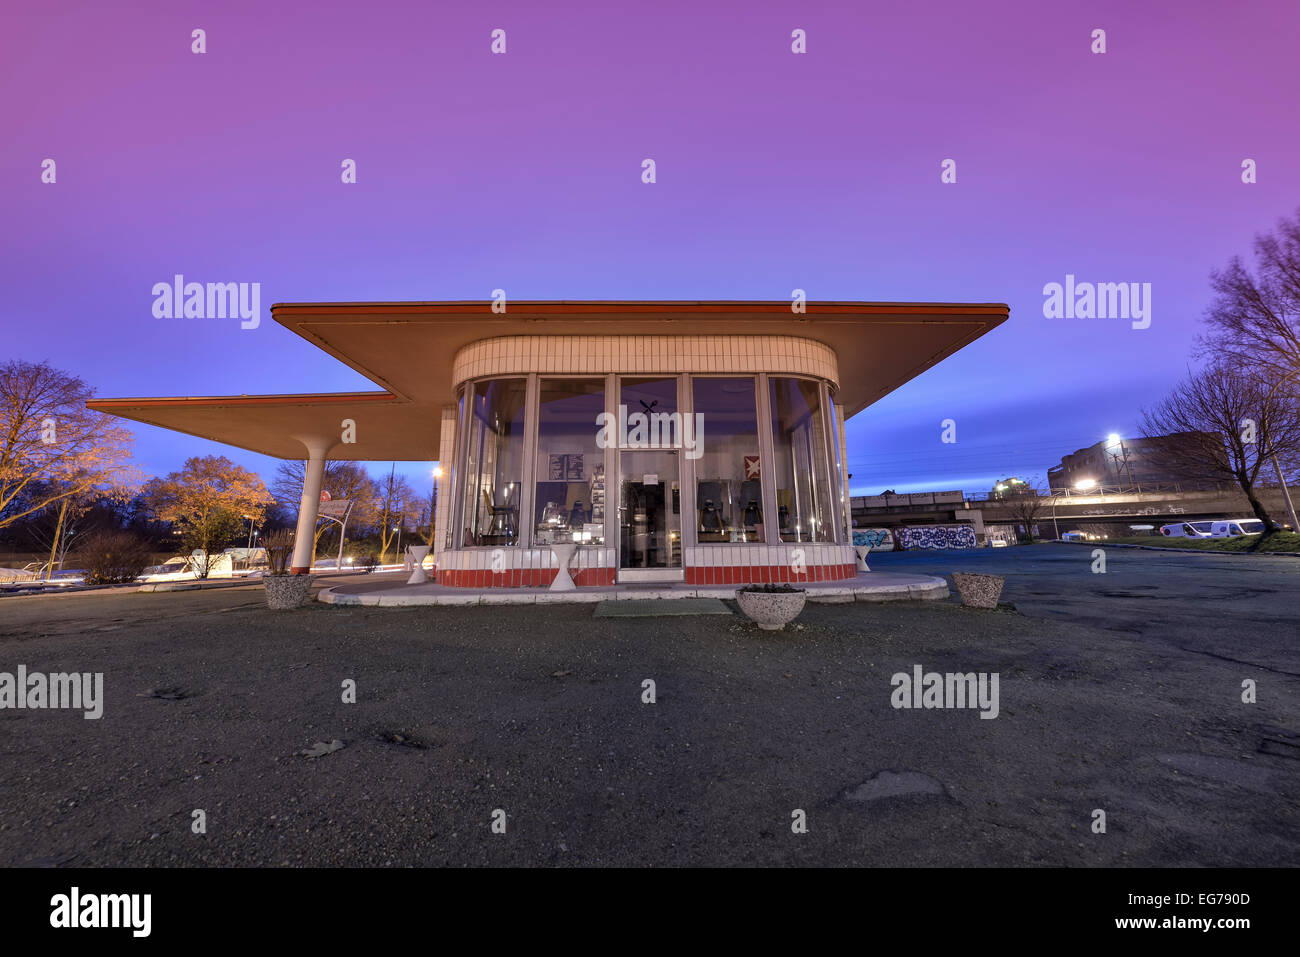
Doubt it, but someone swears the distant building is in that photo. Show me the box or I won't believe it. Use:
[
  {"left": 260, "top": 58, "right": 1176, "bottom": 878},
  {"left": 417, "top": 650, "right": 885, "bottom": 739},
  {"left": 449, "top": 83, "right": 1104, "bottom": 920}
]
[
  {"left": 1047, "top": 433, "right": 1227, "bottom": 492},
  {"left": 989, "top": 477, "right": 1034, "bottom": 499}
]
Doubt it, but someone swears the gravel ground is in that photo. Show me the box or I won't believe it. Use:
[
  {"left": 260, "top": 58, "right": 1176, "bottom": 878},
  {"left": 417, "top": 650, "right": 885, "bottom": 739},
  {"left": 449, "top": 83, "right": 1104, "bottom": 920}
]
[{"left": 1, "top": 547, "right": 1297, "bottom": 867}]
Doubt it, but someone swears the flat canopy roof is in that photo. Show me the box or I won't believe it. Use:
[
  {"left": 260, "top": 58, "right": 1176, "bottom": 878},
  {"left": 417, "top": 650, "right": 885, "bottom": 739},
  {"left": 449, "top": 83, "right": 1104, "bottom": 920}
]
[{"left": 89, "top": 300, "right": 1007, "bottom": 461}]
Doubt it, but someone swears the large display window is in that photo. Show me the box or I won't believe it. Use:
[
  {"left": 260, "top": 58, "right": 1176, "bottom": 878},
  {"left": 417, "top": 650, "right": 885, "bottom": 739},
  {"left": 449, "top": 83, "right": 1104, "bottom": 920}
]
[
  {"left": 691, "top": 376, "right": 764, "bottom": 543},
  {"left": 451, "top": 372, "right": 842, "bottom": 551},
  {"left": 534, "top": 378, "right": 606, "bottom": 545},
  {"left": 769, "top": 377, "right": 835, "bottom": 542},
  {"left": 459, "top": 378, "right": 527, "bottom": 546}
]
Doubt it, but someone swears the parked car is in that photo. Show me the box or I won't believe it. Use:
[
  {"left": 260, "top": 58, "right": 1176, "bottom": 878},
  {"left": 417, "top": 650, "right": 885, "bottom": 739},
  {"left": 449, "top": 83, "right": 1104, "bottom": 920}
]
[
  {"left": 989, "top": 538, "right": 1010, "bottom": 548},
  {"left": 1060, "top": 531, "right": 1087, "bottom": 543}
]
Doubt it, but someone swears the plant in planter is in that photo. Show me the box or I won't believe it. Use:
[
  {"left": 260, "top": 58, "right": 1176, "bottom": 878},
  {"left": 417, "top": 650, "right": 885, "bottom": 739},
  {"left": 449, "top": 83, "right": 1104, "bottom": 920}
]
[
  {"left": 261, "top": 529, "right": 314, "bottom": 609},
  {"left": 735, "top": 583, "right": 808, "bottom": 631},
  {"left": 950, "top": 572, "right": 1005, "bottom": 609}
]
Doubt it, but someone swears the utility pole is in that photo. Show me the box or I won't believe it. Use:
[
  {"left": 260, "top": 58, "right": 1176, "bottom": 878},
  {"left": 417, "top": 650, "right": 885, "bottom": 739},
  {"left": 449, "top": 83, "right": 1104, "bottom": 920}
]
[
  {"left": 1107, "top": 434, "right": 1136, "bottom": 491},
  {"left": 1272, "top": 454, "right": 1300, "bottom": 531}
]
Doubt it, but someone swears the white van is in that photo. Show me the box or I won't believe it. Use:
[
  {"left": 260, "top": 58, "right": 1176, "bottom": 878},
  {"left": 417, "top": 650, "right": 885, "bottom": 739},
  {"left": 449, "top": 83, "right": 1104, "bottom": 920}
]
[
  {"left": 1160, "top": 522, "right": 1213, "bottom": 538},
  {"left": 1209, "top": 519, "right": 1265, "bottom": 538}
]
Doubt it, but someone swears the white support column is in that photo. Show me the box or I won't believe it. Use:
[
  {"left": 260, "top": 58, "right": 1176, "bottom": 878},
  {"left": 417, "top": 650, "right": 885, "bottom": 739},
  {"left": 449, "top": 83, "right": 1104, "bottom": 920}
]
[
  {"left": 837, "top": 402, "right": 851, "bottom": 542},
  {"left": 292, "top": 444, "right": 329, "bottom": 574},
  {"left": 434, "top": 405, "right": 458, "bottom": 562}
]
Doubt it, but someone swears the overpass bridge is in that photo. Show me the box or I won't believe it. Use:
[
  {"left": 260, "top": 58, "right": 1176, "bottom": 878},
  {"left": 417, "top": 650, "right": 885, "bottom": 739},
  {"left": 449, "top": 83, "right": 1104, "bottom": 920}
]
[{"left": 850, "top": 486, "right": 1295, "bottom": 540}]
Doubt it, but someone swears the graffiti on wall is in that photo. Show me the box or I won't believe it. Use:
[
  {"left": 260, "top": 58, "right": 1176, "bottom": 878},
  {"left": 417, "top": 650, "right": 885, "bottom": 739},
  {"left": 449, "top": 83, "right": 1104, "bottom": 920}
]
[
  {"left": 852, "top": 528, "right": 895, "bottom": 551},
  {"left": 896, "top": 525, "right": 977, "bottom": 550}
]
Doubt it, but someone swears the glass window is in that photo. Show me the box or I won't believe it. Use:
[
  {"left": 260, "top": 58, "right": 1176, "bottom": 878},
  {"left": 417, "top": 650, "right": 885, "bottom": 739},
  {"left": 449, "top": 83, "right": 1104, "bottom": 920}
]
[
  {"left": 769, "top": 377, "right": 834, "bottom": 542},
  {"left": 692, "top": 377, "right": 764, "bottom": 543},
  {"left": 534, "top": 378, "right": 606, "bottom": 545},
  {"left": 827, "top": 396, "right": 846, "bottom": 540},
  {"left": 444, "top": 387, "right": 465, "bottom": 550},
  {"left": 459, "top": 378, "right": 527, "bottom": 547}
]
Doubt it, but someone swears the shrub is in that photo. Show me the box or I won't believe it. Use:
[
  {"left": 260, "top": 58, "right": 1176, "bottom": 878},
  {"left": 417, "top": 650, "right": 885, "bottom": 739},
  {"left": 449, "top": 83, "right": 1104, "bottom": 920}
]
[
  {"left": 356, "top": 551, "right": 380, "bottom": 573},
  {"left": 263, "top": 528, "right": 295, "bottom": 575},
  {"left": 75, "top": 531, "right": 154, "bottom": 585}
]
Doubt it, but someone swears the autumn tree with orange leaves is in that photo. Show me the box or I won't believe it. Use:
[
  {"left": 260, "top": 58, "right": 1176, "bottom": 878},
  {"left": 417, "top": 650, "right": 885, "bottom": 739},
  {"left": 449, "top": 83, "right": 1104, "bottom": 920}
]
[{"left": 144, "top": 456, "right": 274, "bottom": 577}]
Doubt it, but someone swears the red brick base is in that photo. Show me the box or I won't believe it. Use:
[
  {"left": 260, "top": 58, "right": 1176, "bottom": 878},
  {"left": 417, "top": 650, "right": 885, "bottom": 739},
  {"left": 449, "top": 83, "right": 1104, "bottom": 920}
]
[
  {"left": 433, "top": 564, "right": 855, "bottom": 588},
  {"left": 684, "top": 563, "right": 857, "bottom": 586},
  {"left": 435, "top": 567, "right": 618, "bottom": 588}
]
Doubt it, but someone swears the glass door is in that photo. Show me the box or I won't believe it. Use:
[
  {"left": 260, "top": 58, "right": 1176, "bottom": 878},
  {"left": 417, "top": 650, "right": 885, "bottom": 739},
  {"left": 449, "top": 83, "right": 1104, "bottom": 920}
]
[
  {"left": 618, "top": 450, "right": 681, "bottom": 570},
  {"left": 617, "top": 377, "right": 684, "bottom": 579}
]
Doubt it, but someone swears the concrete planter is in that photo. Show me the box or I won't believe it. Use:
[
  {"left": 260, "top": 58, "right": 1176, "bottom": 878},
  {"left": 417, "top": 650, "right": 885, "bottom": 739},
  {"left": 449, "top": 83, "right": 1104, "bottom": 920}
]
[
  {"left": 951, "top": 572, "right": 1004, "bottom": 609},
  {"left": 736, "top": 587, "right": 807, "bottom": 631},
  {"left": 263, "top": 573, "right": 315, "bottom": 610}
]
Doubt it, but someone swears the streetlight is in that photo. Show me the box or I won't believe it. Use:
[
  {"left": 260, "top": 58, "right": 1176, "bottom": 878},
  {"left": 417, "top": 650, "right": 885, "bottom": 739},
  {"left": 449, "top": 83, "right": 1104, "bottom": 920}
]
[
  {"left": 1076, "top": 478, "right": 1097, "bottom": 491},
  {"left": 243, "top": 514, "right": 255, "bottom": 550}
]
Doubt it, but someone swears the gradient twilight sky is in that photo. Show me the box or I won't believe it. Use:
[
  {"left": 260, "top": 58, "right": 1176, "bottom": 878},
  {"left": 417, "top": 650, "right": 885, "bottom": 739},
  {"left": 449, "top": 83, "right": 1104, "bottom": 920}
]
[{"left": 3, "top": 0, "right": 1298, "bottom": 499}]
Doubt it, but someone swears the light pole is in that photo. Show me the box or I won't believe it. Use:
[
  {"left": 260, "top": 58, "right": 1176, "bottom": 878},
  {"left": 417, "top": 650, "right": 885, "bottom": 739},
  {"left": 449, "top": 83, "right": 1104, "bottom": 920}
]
[
  {"left": 244, "top": 514, "right": 255, "bottom": 550},
  {"left": 394, "top": 523, "right": 402, "bottom": 564}
]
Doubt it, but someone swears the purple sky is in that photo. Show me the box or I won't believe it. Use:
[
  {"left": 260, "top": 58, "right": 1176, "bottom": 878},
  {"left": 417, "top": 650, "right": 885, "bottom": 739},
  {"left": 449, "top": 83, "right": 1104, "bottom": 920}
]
[{"left": 4, "top": 0, "right": 1298, "bottom": 499}]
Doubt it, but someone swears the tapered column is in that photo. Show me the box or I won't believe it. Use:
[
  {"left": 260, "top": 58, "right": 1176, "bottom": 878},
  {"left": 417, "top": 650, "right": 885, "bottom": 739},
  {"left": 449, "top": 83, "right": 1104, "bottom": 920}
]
[{"left": 292, "top": 446, "right": 328, "bottom": 574}]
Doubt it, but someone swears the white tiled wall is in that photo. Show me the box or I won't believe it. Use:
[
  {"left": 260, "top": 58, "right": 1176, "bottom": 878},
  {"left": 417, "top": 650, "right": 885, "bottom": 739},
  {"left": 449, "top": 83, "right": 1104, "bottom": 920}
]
[
  {"left": 450, "top": 335, "right": 839, "bottom": 388},
  {"left": 438, "top": 546, "right": 617, "bottom": 571}
]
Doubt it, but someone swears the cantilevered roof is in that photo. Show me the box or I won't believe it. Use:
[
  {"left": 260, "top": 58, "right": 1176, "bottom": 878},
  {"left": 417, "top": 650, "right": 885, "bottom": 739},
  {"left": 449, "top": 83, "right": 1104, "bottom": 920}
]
[
  {"left": 86, "top": 391, "right": 431, "bottom": 461},
  {"left": 88, "top": 300, "right": 1007, "bottom": 461}
]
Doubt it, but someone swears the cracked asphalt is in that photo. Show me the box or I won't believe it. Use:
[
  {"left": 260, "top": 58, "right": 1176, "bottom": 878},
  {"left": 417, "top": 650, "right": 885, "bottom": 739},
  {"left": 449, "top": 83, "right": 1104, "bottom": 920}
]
[{"left": 0, "top": 544, "right": 1296, "bottom": 867}]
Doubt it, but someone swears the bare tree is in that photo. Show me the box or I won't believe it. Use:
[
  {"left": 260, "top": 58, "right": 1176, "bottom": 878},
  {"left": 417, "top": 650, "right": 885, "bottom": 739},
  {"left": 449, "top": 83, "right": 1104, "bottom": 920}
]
[
  {"left": 1141, "top": 365, "right": 1300, "bottom": 529},
  {"left": 1003, "top": 483, "right": 1047, "bottom": 543},
  {"left": 0, "top": 360, "right": 138, "bottom": 532},
  {"left": 271, "top": 460, "right": 377, "bottom": 564},
  {"left": 25, "top": 483, "right": 94, "bottom": 578},
  {"left": 373, "top": 464, "right": 416, "bottom": 563},
  {"left": 1201, "top": 207, "right": 1300, "bottom": 383}
]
